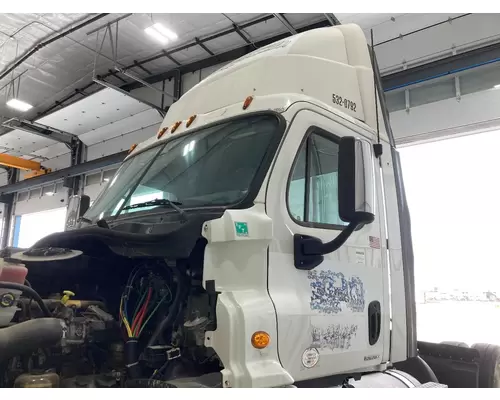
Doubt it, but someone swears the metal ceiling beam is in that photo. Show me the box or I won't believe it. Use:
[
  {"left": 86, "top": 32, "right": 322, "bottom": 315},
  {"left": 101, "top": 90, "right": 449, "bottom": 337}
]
[
  {"left": 86, "top": 13, "right": 133, "bottom": 36},
  {"left": 1, "top": 118, "right": 79, "bottom": 147},
  {"left": 375, "top": 14, "right": 471, "bottom": 47},
  {"left": 163, "top": 51, "right": 181, "bottom": 66},
  {"left": 382, "top": 39, "right": 500, "bottom": 91},
  {"left": 121, "top": 18, "right": 332, "bottom": 92},
  {"left": 35, "top": 15, "right": 329, "bottom": 119},
  {"left": 0, "top": 14, "right": 110, "bottom": 82},
  {"left": 324, "top": 13, "right": 341, "bottom": 26},
  {"left": 273, "top": 14, "right": 297, "bottom": 35},
  {"left": 195, "top": 37, "right": 215, "bottom": 56},
  {"left": 35, "top": 14, "right": 277, "bottom": 118},
  {"left": 114, "top": 67, "right": 176, "bottom": 99},
  {"left": 232, "top": 23, "right": 253, "bottom": 46},
  {"left": 134, "top": 60, "right": 152, "bottom": 75},
  {"left": 0, "top": 151, "right": 128, "bottom": 196}
]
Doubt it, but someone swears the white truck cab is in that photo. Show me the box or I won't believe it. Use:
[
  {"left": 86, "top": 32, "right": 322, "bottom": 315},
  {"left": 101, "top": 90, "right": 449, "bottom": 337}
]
[
  {"left": 6, "top": 22, "right": 497, "bottom": 389},
  {"left": 89, "top": 23, "right": 416, "bottom": 387}
]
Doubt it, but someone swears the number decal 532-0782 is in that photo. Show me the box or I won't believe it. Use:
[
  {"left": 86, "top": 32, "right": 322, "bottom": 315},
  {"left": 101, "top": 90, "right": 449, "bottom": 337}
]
[{"left": 332, "top": 93, "right": 357, "bottom": 113}]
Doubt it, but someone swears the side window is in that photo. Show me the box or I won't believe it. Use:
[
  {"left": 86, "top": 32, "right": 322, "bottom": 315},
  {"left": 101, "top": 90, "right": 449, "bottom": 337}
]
[{"left": 287, "top": 130, "right": 347, "bottom": 228}]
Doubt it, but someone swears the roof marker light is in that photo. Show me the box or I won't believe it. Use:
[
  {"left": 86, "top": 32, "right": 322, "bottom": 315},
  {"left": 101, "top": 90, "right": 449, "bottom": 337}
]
[
  {"left": 129, "top": 144, "right": 137, "bottom": 153},
  {"left": 171, "top": 121, "right": 182, "bottom": 134},
  {"left": 243, "top": 96, "right": 254, "bottom": 110},
  {"left": 186, "top": 115, "right": 197, "bottom": 127},
  {"left": 157, "top": 127, "right": 168, "bottom": 139}
]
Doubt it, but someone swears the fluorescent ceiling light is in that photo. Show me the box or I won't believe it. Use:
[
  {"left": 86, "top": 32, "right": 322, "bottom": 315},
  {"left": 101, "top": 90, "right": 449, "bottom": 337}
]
[
  {"left": 494, "top": 84, "right": 500, "bottom": 89},
  {"left": 152, "top": 23, "right": 178, "bottom": 41},
  {"left": 45, "top": 191, "right": 54, "bottom": 196},
  {"left": 145, "top": 24, "right": 177, "bottom": 44},
  {"left": 6, "top": 98, "right": 33, "bottom": 112}
]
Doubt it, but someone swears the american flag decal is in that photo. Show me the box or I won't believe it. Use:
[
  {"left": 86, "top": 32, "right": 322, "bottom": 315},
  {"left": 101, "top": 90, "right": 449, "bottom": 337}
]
[{"left": 369, "top": 236, "right": 381, "bottom": 249}]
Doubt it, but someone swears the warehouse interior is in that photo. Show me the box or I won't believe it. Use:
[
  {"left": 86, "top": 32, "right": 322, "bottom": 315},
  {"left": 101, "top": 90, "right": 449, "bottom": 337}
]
[{"left": 0, "top": 12, "right": 499, "bottom": 388}]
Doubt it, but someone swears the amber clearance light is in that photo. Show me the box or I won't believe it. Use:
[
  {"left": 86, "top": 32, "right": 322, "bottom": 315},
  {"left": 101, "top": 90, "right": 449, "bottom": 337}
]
[
  {"left": 186, "top": 115, "right": 197, "bottom": 128},
  {"left": 171, "top": 121, "right": 182, "bottom": 134},
  {"left": 128, "top": 143, "right": 137, "bottom": 153},
  {"left": 157, "top": 127, "right": 168, "bottom": 139},
  {"left": 243, "top": 96, "right": 254, "bottom": 110},
  {"left": 251, "top": 331, "right": 270, "bottom": 349}
]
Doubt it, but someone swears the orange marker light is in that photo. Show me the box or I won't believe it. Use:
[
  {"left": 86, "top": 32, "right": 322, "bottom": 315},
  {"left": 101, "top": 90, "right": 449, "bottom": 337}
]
[
  {"left": 157, "top": 127, "right": 168, "bottom": 139},
  {"left": 129, "top": 143, "right": 137, "bottom": 153},
  {"left": 243, "top": 96, "right": 254, "bottom": 110},
  {"left": 171, "top": 121, "right": 182, "bottom": 134},
  {"left": 251, "top": 331, "right": 270, "bottom": 349},
  {"left": 186, "top": 115, "right": 197, "bottom": 128}
]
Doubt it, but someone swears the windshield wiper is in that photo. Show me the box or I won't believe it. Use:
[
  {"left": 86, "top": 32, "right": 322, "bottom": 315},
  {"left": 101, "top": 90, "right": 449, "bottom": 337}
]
[{"left": 122, "top": 199, "right": 188, "bottom": 221}]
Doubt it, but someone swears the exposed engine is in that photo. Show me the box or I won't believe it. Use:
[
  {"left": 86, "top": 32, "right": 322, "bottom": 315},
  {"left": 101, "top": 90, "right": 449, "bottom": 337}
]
[{"left": 0, "top": 225, "right": 222, "bottom": 388}]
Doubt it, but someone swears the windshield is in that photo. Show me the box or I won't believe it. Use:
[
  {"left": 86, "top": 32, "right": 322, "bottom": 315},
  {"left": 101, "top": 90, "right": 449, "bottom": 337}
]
[{"left": 84, "top": 114, "right": 282, "bottom": 223}]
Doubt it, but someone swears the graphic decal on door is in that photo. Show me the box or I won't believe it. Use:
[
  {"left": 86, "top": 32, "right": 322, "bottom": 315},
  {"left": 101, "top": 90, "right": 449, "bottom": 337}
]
[
  {"left": 311, "top": 323, "right": 359, "bottom": 350},
  {"left": 308, "top": 270, "right": 365, "bottom": 314}
]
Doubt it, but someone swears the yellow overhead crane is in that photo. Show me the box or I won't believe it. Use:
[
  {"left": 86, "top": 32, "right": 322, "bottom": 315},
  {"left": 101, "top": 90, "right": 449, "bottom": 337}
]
[{"left": 0, "top": 153, "right": 51, "bottom": 179}]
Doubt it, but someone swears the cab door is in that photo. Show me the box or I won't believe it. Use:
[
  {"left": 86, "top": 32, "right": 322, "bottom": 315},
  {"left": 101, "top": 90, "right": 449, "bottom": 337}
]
[{"left": 266, "top": 109, "right": 389, "bottom": 383}]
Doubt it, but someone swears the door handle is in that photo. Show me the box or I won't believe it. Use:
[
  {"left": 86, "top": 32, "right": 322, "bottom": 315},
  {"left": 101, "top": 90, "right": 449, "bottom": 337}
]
[{"left": 368, "top": 301, "right": 381, "bottom": 345}]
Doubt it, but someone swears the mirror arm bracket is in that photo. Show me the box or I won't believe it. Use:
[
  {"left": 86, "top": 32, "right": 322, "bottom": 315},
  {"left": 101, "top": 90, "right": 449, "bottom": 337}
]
[{"left": 293, "top": 221, "right": 358, "bottom": 270}]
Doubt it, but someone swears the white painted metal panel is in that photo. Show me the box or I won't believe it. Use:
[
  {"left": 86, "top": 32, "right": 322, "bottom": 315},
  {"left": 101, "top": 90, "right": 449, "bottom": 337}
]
[
  {"left": 376, "top": 14, "right": 500, "bottom": 73},
  {"left": 38, "top": 89, "right": 151, "bottom": 135},
  {"left": 79, "top": 108, "right": 162, "bottom": 145},
  {"left": 31, "top": 143, "right": 69, "bottom": 160},
  {"left": 390, "top": 87, "right": 500, "bottom": 145},
  {"left": 14, "top": 189, "right": 68, "bottom": 215},
  {"left": 86, "top": 123, "right": 159, "bottom": 160},
  {"left": 372, "top": 14, "right": 462, "bottom": 44}
]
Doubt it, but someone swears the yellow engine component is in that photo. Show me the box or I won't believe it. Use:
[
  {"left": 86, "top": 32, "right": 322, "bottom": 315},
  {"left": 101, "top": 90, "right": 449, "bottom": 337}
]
[{"left": 61, "top": 290, "right": 75, "bottom": 305}]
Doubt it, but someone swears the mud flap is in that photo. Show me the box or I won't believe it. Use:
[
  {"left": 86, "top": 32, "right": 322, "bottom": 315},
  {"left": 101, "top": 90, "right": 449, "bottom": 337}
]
[{"left": 416, "top": 341, "right": 480, "bottom": 388}]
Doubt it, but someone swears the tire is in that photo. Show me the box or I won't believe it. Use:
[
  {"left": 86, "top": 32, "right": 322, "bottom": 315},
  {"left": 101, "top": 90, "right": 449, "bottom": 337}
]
[
  {"left": 440, "top": 341, "right": 469, "bottom": 348},
  {"left": 471, "top": 343, "right": 500, "bottom": 388}
]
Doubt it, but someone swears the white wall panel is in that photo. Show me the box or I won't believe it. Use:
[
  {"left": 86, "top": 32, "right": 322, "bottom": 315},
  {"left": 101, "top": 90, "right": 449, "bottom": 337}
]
[
  {"left": 390, "top": 87, "right": 500, "bottom": 145},
  {"left": 14, "top": 188, "right": 68, "bottom": 215},
  {"left": 40, "top": 89, "right": 151, "bottom": 136},
  {"left": 376, "top": 14, "right": 500, "bottom": 74},
  {"left": 0, "top": 172, "right": 8, "bottom": 186},
  {"left": 86, "top": 123, "right": 159, "bottom": 160},
  {"left": 80, "top": 108, "right": 163, "bottom": 146}
]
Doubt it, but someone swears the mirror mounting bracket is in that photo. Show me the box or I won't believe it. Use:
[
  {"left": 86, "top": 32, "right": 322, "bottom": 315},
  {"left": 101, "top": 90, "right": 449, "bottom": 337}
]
[
  {"left": 373, "top": 143, "right": 383, "bottom": 158},
  {"left": 293, "top": 221, "right": 359, "bottom": 270}
]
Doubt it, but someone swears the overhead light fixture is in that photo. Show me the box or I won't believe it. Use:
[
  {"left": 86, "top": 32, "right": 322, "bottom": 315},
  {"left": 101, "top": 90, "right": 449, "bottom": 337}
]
[
  {"left": 6, "top": 98, "right": 33, "bottom": 112},
  {"left": 494, "top": 84, "right": 500, "bottom": 89},
  {"left": 145, "top": 23, "right": 178, "bottom": 44},
  {"left": 45, "top": 191, "right": 55, "bottom": 196},
  {"left": 152, "top": 23, "right": 178, "bottom": 41}
]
